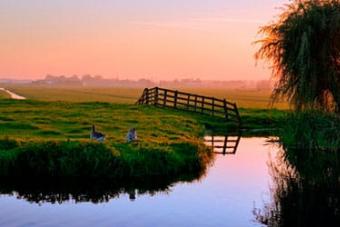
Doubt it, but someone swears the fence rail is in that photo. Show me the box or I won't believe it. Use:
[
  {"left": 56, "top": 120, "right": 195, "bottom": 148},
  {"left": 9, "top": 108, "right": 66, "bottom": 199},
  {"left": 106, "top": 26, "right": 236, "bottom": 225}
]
[{"left": 136, "top": 87, "right": 241, "bottom": 126}]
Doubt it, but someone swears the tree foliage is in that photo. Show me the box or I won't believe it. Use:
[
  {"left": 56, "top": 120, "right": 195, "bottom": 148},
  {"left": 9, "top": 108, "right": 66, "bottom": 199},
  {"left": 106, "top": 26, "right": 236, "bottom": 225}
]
[{"left": 256, "top": 0, "right": 340, "bottom": 112}]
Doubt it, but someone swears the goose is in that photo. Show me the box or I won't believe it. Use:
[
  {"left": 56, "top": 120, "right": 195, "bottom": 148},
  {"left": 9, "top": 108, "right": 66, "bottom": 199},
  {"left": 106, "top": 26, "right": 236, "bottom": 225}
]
[
  {"left": 90, "top": 125, "right": 105, "bottom": 142},
  {"left": 126, "top": 128, "right": 137, "bottom": 142}
]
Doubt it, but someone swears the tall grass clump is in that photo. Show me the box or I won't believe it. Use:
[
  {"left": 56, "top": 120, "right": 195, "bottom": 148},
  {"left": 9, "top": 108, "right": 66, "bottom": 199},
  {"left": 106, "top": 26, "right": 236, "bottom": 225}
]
[
  {"left": 0, "top": 138, "right": 213, "bottom": 180},
  {"left": 115, "top": 141, "right": 213, "bottom": 178},
  {"left": 279, "top": 111, "right": 340, "bottom": 151},
  {"left": 0, "top": 140, "right": 120, "bottom": 177}
]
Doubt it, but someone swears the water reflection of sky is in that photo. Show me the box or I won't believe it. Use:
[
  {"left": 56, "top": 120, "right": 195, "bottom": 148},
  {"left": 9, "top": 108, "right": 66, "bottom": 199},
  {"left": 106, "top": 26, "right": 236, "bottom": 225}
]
[{"left": 0, "top": 138, "right": 279, "bottom": 227}]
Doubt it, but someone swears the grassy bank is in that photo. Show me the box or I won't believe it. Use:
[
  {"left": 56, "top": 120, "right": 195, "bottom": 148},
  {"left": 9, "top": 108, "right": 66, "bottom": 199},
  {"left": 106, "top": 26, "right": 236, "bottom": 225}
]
[
  {"left": 0, "top": 138, "right": 212, "bottom": 179},
  {"left": 0, "top": 99, "right": 220, "bottom": 178}
]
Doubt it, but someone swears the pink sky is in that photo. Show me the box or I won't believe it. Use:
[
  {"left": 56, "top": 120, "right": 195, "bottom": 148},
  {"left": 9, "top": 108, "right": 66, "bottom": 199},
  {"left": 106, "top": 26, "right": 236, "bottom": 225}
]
[{"left": 0, "top": 0, "right": 287, "bottom": 80}]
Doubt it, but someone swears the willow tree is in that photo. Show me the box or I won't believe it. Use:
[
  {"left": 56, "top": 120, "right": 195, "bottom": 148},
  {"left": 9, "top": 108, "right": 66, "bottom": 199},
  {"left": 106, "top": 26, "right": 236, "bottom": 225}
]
[{"left": 256, "top": 0, "right": 340, "bottom": 112}]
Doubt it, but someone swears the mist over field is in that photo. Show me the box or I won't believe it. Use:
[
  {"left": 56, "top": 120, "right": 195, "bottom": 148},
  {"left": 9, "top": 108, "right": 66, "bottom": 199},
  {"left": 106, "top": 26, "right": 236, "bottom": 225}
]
[{"left": 0, "top": 75, "right": 286, "bottom": 109}]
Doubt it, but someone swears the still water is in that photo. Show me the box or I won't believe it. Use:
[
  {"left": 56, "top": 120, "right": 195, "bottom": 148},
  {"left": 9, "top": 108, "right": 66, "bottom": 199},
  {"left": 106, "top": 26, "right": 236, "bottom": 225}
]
[{"left": 0, "top": 137, "right": 279, "bottom": 227}]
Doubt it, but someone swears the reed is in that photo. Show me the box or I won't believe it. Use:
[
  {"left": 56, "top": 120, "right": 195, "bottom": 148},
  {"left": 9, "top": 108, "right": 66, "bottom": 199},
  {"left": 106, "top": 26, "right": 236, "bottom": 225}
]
[{"left": 279, "top": 111, "right": 340, "bottom": 151}]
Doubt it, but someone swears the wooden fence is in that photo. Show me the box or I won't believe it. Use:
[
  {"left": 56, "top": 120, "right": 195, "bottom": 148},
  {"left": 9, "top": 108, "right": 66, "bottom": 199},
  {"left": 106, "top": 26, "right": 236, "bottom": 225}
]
[
  {"left": 204, "top": 135, "right": 241, "bottom": 155},
  {"left": 136, "top": 87, "right": 241, "bottom": 126}
]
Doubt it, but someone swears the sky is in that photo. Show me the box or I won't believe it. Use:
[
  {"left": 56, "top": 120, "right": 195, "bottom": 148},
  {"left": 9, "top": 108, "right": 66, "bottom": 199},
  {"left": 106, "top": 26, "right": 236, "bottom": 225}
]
[{"left": 0, "top": 0, "right": 287, "bottom": 81}]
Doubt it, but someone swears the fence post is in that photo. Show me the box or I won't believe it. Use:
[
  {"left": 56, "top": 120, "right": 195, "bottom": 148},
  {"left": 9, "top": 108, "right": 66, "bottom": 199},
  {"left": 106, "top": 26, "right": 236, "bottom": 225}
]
[
  {"left": 154, "top": 87, "right": 159, "bottom": 106},
  {"left": 141, "top": 88, "right": 147, "bottom": 104},
  {"left": 163, "top": 89, "right": 167, "bottom": 107},
  {"left": 145, "top": 88, "right": 149, "bottom": 105},
  {"left": 174, "top": 90, "right": 178, "bottom": 108},
  {"left": 212, "top": 98, "right": 215, "bottom": 116},
  {"left": 234, "top": 103, "right": 241, "bottom": 127},
  {"left": 140, "top": 93, "right": 144, "bottom": 104},
  {"left": 194, "top": 95, "right": 198, "bottom": 112},
  {"left": 201, "top": 97, "right": 205, "bottom": 113},
  {"left": 187, "top": 94, "right": 190, "bottom": 109},
  {"left": 223, "top": 99, "right": 228, "bottom": 120}
]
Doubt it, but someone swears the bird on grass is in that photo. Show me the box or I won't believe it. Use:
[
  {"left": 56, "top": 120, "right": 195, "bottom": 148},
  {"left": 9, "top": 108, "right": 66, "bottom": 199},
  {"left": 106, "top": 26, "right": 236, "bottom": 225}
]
[
  {"left": 126, "top": 128, "right": 138, "bottom": 142},
  {"left": 90, "top": 125, "right": 105, "bottom": 142}
]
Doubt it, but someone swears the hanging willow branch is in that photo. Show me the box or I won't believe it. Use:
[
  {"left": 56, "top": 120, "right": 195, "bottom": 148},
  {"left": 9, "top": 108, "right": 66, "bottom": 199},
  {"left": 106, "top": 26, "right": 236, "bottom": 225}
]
[{"left": 255, "top": 0, "right": 340, "bottom": 113}]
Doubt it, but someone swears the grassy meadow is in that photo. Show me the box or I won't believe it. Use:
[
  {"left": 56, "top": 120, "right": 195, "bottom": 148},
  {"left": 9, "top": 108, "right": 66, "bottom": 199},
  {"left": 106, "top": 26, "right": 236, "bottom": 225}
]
[
  {"left": 173, "top": 87, "right": 289, "bottom": 109},
  {"left": 6, "top": 84, "right": 289, "bottom": 109},
  {"left": 0, "top": 90, "right": 10, "bottom": 99},
  {"left": 1, "top": 85, "right": 288, "bottom": 134},
  {"left": 0, "top": 99, "right": 227, "bottom": 140},
  {"left": 0, "top": 85, "right": 288, "bottom": 178},
  {"left": 0, "top": 97, "right": 221, "bottom": 178},
  {"left": 5, "top": 86, "right": 141, "bottom": 104}
]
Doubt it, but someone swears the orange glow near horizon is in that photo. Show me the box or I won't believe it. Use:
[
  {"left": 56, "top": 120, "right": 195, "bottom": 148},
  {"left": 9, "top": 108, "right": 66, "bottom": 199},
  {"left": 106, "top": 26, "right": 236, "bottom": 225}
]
[{"left": 0, "top": 1, "right": 287, "bottom": 81}]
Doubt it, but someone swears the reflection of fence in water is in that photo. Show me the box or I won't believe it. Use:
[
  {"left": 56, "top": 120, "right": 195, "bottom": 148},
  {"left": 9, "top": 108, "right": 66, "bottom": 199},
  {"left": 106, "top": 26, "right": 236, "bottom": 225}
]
[{"left": 204, "top": 135, "right": 241, "bottom": 155}]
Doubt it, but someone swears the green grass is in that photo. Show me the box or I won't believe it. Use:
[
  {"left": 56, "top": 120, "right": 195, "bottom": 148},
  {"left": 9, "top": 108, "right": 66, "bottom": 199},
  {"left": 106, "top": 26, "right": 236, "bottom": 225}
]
[
  {"left": 0, "top": 97, "right": 286, "bottom": 178},
  {"left": 0, "top": 86, "right": 292, "bottom": 179},
  {"left": 238, "top": 108, "right": 287, "bottom": 134},
  {"left": 0, "top": 98, "right": 286, "bottom": 139},
  {"left": 0, "top": 138, "right": 212, "bottom": 179},
  {"left": 1, "top": 85, "right": 290, "bottom": 135},
  {"left": 1, "top": 85, "right": 289, "bottom": 134},
  {"left": 0, "top": 90, "right": 10, "bottom": 99},
  {"left": 0, "top": 99, "right": 221, "bottom": 178},
  {"left": 0, "top": 99, "right": 229, "bottom": 140}
]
